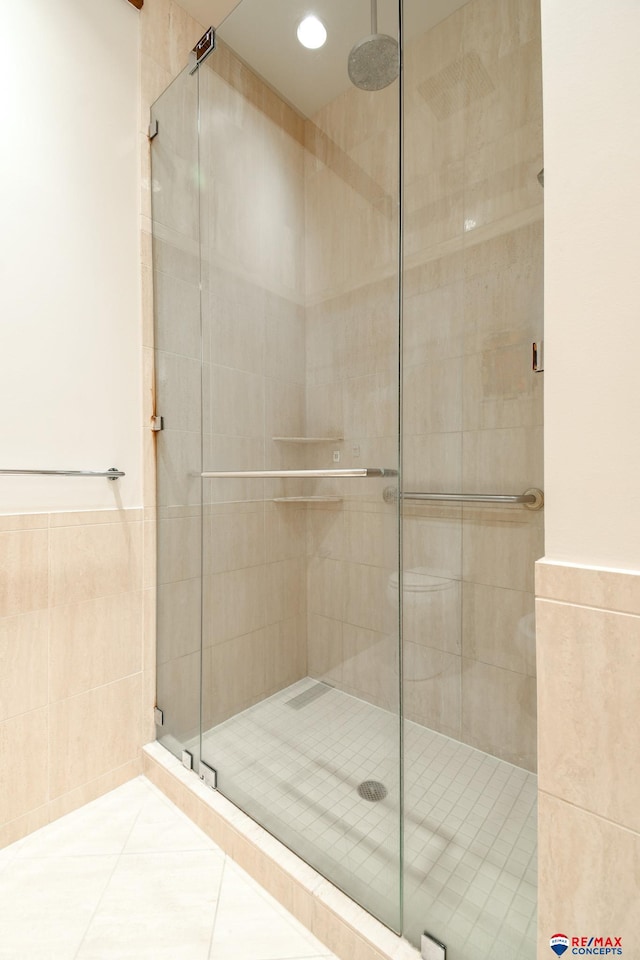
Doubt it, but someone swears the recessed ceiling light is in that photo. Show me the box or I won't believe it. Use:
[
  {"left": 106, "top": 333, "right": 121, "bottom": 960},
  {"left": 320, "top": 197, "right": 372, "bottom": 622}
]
[{"left": 297, "top": 15, "right": 327, "bottom": 50}]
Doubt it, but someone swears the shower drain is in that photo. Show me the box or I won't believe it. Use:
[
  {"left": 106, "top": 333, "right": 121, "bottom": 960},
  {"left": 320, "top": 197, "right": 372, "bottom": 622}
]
[{"left": 357, "top": 780, "right": 388, "bottom": 802}]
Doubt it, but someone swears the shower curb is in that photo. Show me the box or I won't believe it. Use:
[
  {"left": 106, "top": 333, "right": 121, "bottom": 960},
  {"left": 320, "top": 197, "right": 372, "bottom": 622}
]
[{"left": 143, "top": 741, "right": 420, "bottom": 960}]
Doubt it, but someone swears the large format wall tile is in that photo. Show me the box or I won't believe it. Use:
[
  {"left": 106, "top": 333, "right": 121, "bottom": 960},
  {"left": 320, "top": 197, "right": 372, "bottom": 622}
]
[
  {"left": 0, "top": 610, "right": 48, "bottom": 722},
  {"left": 49, "top": 520, "right": 143, "bottom": 606},
  {"left": 404, "top": 645, "right": 461, "bottom": 740},
  {"left": 462, "top": 658, "right": 537, "bottom": 770},
  {"left": 536, "top": 559, "right": 640, "bottom": 615},
  {"left": 156, "top": 578, "right": 201, "bottom": 664},
  {"left": 156, "top": 651, "right": 201, "bottom": 744},
  {"left": 463, "top": 513, "right": 543, "bottom": 593},
  {"left": 0, "top": 529, "right": 48, "bottom": 619},
  {"left": 538, "top": 792, "right": 640, "bottom": 958},
  {"left": 49, "top": 675, "right": 142, "bottom": 800},
  {"left": 0, "top": 708, "right": 48, "bottom": 824},
  {"left": 49, "top": 592, "right": 143, "bottom": 702},
  {"left": 537, "top": 598, "right": 640, "bottom": 831},
  {"left": 156, "top": 515, "right": 201, "bottom": 585},
  {"left": 203, "top": 567, "right": 268, "bottom": 647},
  {"left": 463, "top": 581, "right": 536, "bottom": 676},
  {"left": 0, "top": 507, "right": 146, "bottom": 842}
]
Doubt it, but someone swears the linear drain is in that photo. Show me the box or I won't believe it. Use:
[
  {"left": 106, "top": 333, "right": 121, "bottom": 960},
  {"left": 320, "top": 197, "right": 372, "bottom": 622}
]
[
  {"left": 357, "top": 780, "right": 388, "bottom": 802},
  {"left": 285, "top": 683, "right": 330, "bottom": 710}
]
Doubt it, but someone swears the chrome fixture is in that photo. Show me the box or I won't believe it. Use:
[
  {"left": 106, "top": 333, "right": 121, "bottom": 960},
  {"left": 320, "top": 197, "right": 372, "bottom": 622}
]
[
  {"left": 348, "top": 0, "right": 399, "bottom": 91},
  {"left": 202, "top": 468, "right": 396, "bottom": 479},
  {"left": 384, "top": 487, "right": 544, "bottom": 510},
  {"left": 0, "top": 467, "right": 125, "bottom": 480},
  {"left": 537, "top": 167, "right": 544, "bottom": 187},
  {"left": 190, "top": 26, "right": 215, "bottom": 74},
  {"left": 422, "top": 931, "right": 447, "bottom": 960}
]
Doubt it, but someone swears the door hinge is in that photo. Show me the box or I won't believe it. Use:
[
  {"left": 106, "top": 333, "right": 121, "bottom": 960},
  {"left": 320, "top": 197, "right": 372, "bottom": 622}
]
[
  {"left": 199, "top": 760, "right": 217, "bottom": 790},
  {"left": 182, "top": 750, "right": 193, "bottom": 771},
  {"left": 151, "top": 415, "right": 164, "bottom": 432},
  {"left": 532, "top": 340, "right": 544, "bottom": 372},
  {"left": 148, "top": 118, "right": 159, "bottom": 140},
  {"left": 422, "top": 931, "right": 446, "bottom": 960},
  {"left": 154, "top": 706, "right": 164, "bottom": 727},
  {"left": 190, "top": 27, "right": 215, "bottom": 74}
]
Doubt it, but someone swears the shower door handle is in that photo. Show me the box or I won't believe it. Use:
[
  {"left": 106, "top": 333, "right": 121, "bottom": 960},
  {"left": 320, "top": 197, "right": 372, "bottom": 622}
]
[
  {"left": 201, "top": 468, "right": 397, "bottom": 479},
  {"left": 384, "top": 487, "right": 544, "bottom": 510}
]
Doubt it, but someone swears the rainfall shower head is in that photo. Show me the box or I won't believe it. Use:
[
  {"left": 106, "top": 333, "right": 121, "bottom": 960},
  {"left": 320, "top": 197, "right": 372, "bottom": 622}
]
[{"left": 348, "top": 0, "right": 399, "bottom": 91}]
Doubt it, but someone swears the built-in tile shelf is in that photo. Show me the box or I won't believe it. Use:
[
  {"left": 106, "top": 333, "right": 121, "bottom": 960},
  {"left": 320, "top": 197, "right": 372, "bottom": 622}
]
[
  {"left": 271, "top": 437, "right": 344, "bottom": 443},
  {"left": 272, "top": 496, "right": 343, "bottom": 503}
]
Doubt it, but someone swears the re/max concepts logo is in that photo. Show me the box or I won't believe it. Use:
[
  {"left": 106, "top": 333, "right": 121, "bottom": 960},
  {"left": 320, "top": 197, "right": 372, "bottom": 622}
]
[{"left": 550, "top": 934, "right": 623, "bottom": 956}]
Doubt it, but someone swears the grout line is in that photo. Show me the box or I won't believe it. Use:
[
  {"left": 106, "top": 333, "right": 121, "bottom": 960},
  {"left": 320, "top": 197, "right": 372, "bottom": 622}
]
[
  {"left": 206, "top": 854, "right": 227, "bottom": 959},
  {"left": 536, "top": 596, "right": 640, "bottom": 618},
  {"left": 538, "top": 788, "right": 640, "bottom": 837},
  {"left": 70, "top": 785, "right": 154, "bottom": 960}
]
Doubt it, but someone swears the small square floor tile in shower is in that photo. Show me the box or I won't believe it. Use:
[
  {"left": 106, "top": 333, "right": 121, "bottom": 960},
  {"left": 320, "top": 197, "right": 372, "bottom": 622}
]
[{"left": 199, "top": 678, "right": 537, "bottom": 960}]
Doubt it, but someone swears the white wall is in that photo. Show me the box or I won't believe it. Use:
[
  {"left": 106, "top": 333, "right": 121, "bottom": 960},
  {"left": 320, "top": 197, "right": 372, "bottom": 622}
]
[
  {"left": 541, "top": 0, "right": 640, "bottom": 571},
  {"left": 0, "top": 0, "right": 141, "bottom": 513}
]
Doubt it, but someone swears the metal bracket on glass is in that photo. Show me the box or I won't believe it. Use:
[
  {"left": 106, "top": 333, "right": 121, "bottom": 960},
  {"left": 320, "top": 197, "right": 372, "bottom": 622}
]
[
  {"left": 421, "top": 931, "right": 446, "bottom": 960},
  {"left": 151, "top": 415, "right": 164, "bottom": 432},
  {"left": 148, "top": 118, "right": 159, "bottom": 140},
  {"left": 190, "top": 26, "right": 216, "bottom": 73},
  {"left": 154, "top": 707, "right": 164, "bottom": 727},
  {"left": 182, "top": 750, "right": 193, "bottom": 771},
  {"left": 199, "top": 760, "right": 217, "bottom": 791}
]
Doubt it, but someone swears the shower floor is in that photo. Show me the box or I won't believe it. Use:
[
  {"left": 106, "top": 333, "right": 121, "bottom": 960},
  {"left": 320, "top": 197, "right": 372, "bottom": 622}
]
[{"left": 198, "top": 678, "right": 537, "bottom": 960}]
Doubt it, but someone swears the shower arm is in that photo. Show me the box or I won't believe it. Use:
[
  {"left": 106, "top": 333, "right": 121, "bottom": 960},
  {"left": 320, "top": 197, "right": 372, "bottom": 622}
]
[{"left": 371, "top": 0, "right": 377, "bottom": 34}]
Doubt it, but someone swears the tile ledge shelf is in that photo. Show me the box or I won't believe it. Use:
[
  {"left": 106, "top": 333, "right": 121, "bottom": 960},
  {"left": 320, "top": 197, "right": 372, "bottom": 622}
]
[
  {"left": 272, "top": 436, "right": 344, "bottom": 443},
  {"left": 273, "top": 496, "right": 343, "bottom": 503},
  {"left": 143, "top": 741, "right": 419, "bottom": 960}
]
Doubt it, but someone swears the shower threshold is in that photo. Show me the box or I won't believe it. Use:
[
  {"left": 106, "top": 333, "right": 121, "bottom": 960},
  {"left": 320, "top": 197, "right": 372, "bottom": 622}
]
[{"left": 192, "top": 678, "right": 537, "bottom": 960}]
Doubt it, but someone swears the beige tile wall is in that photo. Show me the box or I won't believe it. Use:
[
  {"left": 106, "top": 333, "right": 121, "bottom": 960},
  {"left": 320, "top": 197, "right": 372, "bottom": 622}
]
[
  {"left": 536, "top": 559, "right": 640, "bottom": 957},
  {"left": 0, "top": 510, "right": 145, "bottom": 848}
]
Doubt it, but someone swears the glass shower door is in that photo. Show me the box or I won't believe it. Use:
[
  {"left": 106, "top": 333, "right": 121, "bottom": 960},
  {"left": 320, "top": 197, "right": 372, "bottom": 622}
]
[
  {"left": 401, "top": 1, "right": 542, "bottom": 957},
  {"left": 197, "top": 0, "right": 402, "bottom": 932},
  {"left": 150, "top": 66, "right": 203, "bottom": 765}
]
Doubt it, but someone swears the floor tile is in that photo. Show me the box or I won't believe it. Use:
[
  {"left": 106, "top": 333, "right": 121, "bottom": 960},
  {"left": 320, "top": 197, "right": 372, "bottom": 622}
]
[
  {"left": 0, "top": 855, "right": 118, "bottom": 959},
  {"left": 209, "top": 861, "right": 331, "bottom": 960},
  {"left": 0, "top": 776, "right": 340, "bottom": 960},
  {"left": 123, "top": 787, "right": 217, "bottom": 855}
]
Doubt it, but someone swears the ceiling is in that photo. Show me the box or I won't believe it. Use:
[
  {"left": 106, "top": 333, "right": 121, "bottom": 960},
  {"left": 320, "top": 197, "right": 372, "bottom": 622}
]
[{"left": 177, "top": 0, "right": 470, "bottom": 116}]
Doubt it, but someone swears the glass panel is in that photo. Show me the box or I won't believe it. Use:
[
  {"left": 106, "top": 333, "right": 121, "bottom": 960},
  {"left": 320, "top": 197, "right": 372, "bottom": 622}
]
[
  {"left": 150, "top": 66, "right": 203, "bottom": 764},
  {"left": 402, "top": 0, "right": 542, "bottom": 957},
  {"left": 198, "top": 0, "right": 402, "bottom": 932}
]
